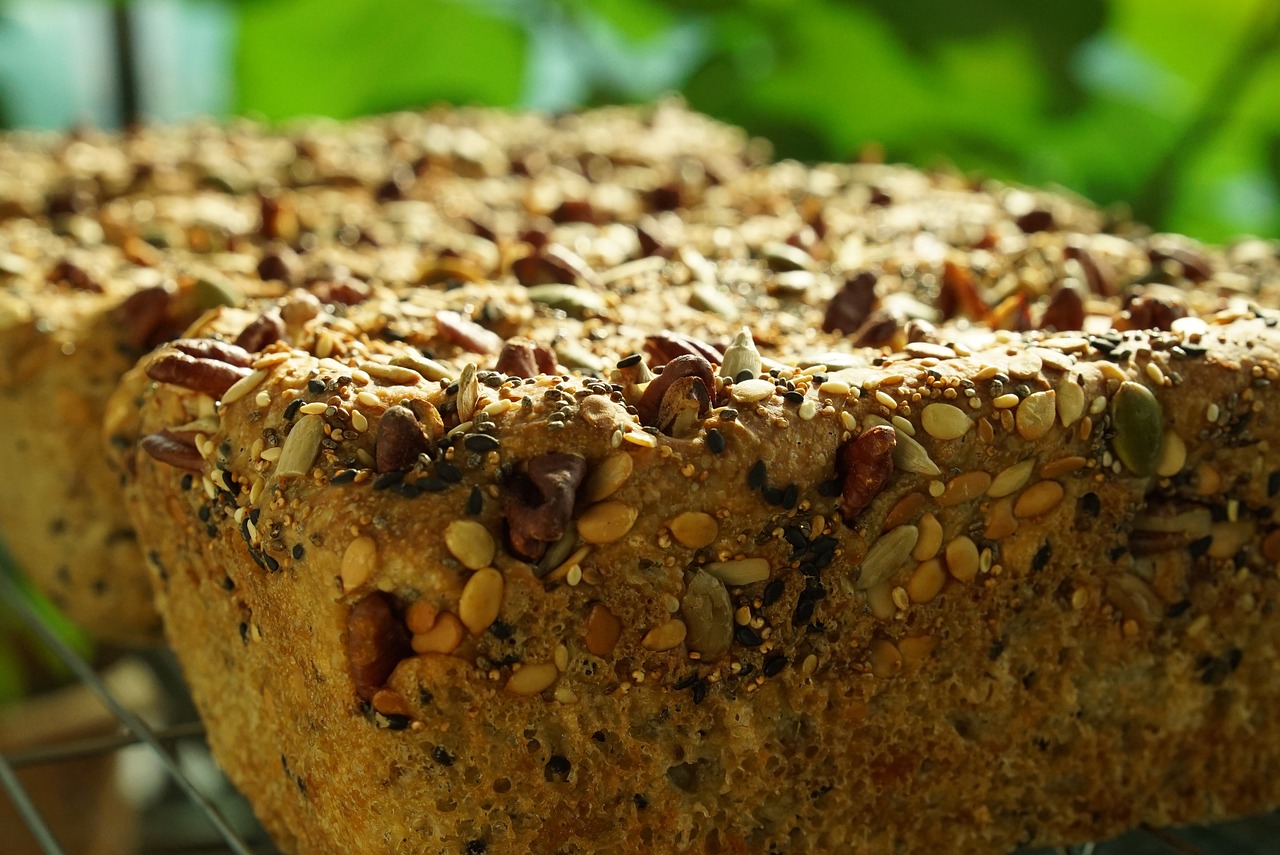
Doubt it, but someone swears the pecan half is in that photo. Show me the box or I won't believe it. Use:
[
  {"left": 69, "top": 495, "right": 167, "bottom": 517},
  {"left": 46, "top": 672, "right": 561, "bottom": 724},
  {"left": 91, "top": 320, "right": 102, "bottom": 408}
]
[
  {"left": 1064, "top": 243, "right": 1114, "bottom": 296},
  {"left": 644, "top": 332, "right": 723, "bottom": 368},
  {"left": 1113, "top": 293, "right": 1185, "bottom": 332},
  {"left": 47, "top": 259, "right": 101, "bottom": 292},
  {"left": 512, "top": 248, "right": 581, "bottom": 287},
  {"left": 139, "top": 431, "right": 203, "bottom": 471},
  {"left": 503, "top": 453, "right": 588, "bottom": 561},
  {"left": 496, "top": 339, "right": 557, "bottom": 379},
  {"left": 147, "top": 348, "right": 252, "bottom": 398},
  {"left": 938, "top": 260, "right": 986, "bottom": 321},
  {"left": 114, "top": 285, "right": 176, "bottom": 350},
  {"left": 822, "top": 271, "right": 877, "bottom": 335},
  {"left": 234, "top": 309, "right": 286, "bottom": 353},
  {"left": 436, "top": 310, "right": 503, "bottom": 355},
  {"left": 1041, "top": 284, "right": 1084, "bottom": 332},
  {"left": 258, "top": 242, "right": 302, "bottom": 286},
  {"left": 851, "top": 312, "right": 899, "bottom": 348},
  {"left": 637, "top": 354, "right": 714, "bottom": 429},
  {"left": 347, "top": 592, "right": 411, "bottom": 702},
  {"left": 656, "top": 375, "right": 709, "bottom": 438},
  {"left": 375, "top": 405, "right": 433, "bottom": 473},
  {"left": 310, "top": 277, "right": 371, "bottom": 307},
  {"left": 838, "top": 425, "right": 896, "bottom": 522},
  {"left": 173, "top": 339, "right": 254, "bottom": 367}
]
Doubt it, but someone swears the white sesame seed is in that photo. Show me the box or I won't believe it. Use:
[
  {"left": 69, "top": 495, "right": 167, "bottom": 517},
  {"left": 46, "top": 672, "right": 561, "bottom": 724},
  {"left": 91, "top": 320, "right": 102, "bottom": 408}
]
[{"left": 351, "top": 410, "right": 369, "bottom": 432}]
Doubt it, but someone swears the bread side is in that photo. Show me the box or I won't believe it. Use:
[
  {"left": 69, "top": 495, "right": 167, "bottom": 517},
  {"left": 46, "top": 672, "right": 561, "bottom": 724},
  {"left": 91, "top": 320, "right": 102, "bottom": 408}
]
[{"left": 119, "top": 306, "right": 1280, "bottom": 853}]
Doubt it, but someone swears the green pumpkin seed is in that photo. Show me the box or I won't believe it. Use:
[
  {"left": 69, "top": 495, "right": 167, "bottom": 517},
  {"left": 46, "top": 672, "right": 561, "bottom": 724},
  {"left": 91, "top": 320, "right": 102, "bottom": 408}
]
[
  {"left": 1112, "top": 381, "right": 1163, "bottom": 476},
  {"left": 527, "top": 284, "right": 605, "bottom": 318}
]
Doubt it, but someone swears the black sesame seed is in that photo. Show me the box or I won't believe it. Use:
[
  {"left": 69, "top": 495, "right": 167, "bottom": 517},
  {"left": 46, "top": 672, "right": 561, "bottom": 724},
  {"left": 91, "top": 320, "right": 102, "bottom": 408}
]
[
  {"left": 747, "top": 459, "right": 767, "bottom": 490},
  {"left": 988, "top": 640, "right": 1005, "bottom": 661},
  {"left": 283, "top": 399, "right": 304, "bottom": 421},
  {"left": 706, "top": 428, "right": 726, "bottom": 454},
  {"left": 436, "top": 461, "right": 463, "bottom": 482},
  {"left": 446, "top": 382, "right": 460, "bottom": 396},
  {"left": 763, "top": 653, "right": 787, "bottom": 677},
  {"left": 783, "top": 390, "right": 804, "bottom": 405},
  {"left": 817, "top": 479, "right": 842, "bottom": 497},
  {"left": 415, "top": 477, "right": 448, "bottom": 493},
  {"left": 691, "top": 679, "right": 708, "bottom": 705},
  {"left": 292, "top": 544, "right": 304, "bottom": 560},
  {"left": 674, "top": 673, "right": 698, "bottom": 691},
  {"left": 762, "top": 486, "right": 784, "bottom": 505},
  {"left": 1189, "top": 535, "right": 1213, "bottom": 558},
  {"left": 373, "top": 471, "right": 404, "bottom": 490},
  {"left": 792, "top": 597, "right": 815, "bottom": 626},
  {"left": 466, "top": 486, "right": 484, "bottom": 516},
  {"left": 380, "top": 713, "right": 410, "bottom": 731},
  {"left": 464, "top": 434, "right": 500, "bottom": 452},
  {"left": 762, "top": 579, "right": 785, "bottom": 606},
  {"left": 782, "top": 484, "right": 798, "bottom": 509},
  {"left": 205, "top": 523, "right": 218, "bottom": 538},
  {"left": 812, "top": 535, "right": 837, "bottom": 555},
  {"left": 393, "top": 482, "right": 423, "bottom": 499},
  {"left": 617, "top": 354, "right": 643, "bottom": 368},
  {"left": 198, "top": 506, "right": 212, "bottom": 522},
  {"left": 734, "top": 625, "right": 763, "bottom": 647},
  {"left": 1166, "top": 599, "right": 1192, "bottom": 618},
  {"left": 1269, "top": 472, "right": 1280, "bottom": 498},
  {"left": 331, "top": 469, "right": 357, "bottom": 485},
  {"left": 432, "top": 746, "right": 455, "bottom": 766},
  {"left": 1032, "top": 543, "right": 1051, "bottom": 571},
  {"left": 263, "top": 553, "right": 280, "bottom": 573},
  {"left": 783, "top": 526, "right": 808, "bottom": 554},
  {"left": 734, "top": 369, "right": 754, "bottom": 384},
  {"left": 307, "top": 378, "right": 326, "bottom": 395},
  {"left": 489, "top": 619, "right": 514, "bottom": 640},
  {"left": 180, "top": 474, "right": 193, "bottom": 491}
]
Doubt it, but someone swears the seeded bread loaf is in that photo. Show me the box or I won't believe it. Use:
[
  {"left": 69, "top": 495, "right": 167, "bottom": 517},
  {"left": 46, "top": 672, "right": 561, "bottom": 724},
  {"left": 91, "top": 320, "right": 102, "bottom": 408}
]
[
  {"left": 0, "top": 101, "right": 761, "bottom": 644},
  {"left": 114, "top": 243, "right": 1280, "bottom": 855}
]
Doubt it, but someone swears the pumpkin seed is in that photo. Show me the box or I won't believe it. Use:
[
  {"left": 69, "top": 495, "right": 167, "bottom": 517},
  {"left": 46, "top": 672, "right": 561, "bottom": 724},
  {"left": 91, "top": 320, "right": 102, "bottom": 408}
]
[
  {"left": 1112, "top": 381, "right": 1163, "bottom": 476},
  {"left": 583, "top": 452, "right": 634, "bottom": 502},
  {"left": 689, "top": 281, "right": 739, "bottom": 320},
  {"left": 577, "top": 501, "right": 638, "bottom": 544},
  {"left": 1016, "top": 390, "right": 1057, "bottom": 440},
  {"left": 194, "top": 275, "right": 242, "bottom": 309},
  {"left": 921, "top": 403, "right": 971, "bottom": 440},
  {"left": 681, "top": 572, "right": 733, "bottom": 660},
  {"left": 987, "top": 460, "right": 1035, "bottom": 498},
  {"left": 526, "top": 284, "right": 606, "bottom": 318}
]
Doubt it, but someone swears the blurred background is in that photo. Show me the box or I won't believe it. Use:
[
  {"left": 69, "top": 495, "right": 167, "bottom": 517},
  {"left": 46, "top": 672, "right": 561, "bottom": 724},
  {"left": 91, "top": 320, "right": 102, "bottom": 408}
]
[{"left": 0, "top": 0, "right": 1277, "bottom": 243}]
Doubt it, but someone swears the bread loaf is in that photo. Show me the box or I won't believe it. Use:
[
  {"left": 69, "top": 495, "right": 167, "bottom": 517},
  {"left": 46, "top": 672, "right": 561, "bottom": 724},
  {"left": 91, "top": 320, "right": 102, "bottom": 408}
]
[
  {"left": 1, "top": 100, "right": 759, "bottom": 644},
  {"left": 112, "top": 151, "right": 1280, "bottom": 852}
]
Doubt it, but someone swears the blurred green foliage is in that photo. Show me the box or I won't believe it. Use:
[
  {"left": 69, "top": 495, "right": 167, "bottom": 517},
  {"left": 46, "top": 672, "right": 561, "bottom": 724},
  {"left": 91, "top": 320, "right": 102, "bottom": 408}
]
[{"left": 234, "top": 0, "right": 1280, "bottom": 242}]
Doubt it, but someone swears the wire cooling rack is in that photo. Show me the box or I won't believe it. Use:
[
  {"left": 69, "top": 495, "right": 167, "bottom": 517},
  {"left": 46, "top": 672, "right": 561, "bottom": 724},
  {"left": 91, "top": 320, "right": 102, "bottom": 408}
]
[{"left": 0, "top": 566, "right": 1275, "bottom": 855}]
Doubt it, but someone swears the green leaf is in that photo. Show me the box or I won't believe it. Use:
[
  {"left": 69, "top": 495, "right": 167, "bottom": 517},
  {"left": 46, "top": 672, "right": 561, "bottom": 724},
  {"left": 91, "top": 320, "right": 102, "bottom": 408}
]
[{"left": 235, "top": 0, "right": 527, "bottom": 120}]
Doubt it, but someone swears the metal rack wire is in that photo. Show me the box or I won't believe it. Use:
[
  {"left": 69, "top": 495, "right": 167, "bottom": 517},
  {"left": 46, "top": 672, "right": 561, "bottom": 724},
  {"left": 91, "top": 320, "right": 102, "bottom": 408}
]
[{"left": 0, "top": 565, "right": 1275, "bottom": 855}]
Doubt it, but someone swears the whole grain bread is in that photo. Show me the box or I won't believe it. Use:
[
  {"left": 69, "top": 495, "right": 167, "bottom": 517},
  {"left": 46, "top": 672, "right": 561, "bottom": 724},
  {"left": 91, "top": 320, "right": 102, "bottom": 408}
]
[
  {"left": 0, "top": 100, "right": 761, "bottom": 644},
  {"left": 114, "top": 236, "right": 1280, "bottom": 853}
]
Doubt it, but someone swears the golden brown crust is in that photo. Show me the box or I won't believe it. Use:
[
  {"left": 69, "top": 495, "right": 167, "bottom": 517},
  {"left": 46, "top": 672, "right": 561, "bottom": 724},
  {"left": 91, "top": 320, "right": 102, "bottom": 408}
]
[
  {"left": 120, "top": 301, "right": 1280, "bottom": 853},
  {"left": 0, "top": 101, "right": 760, "bottom": 645}
]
